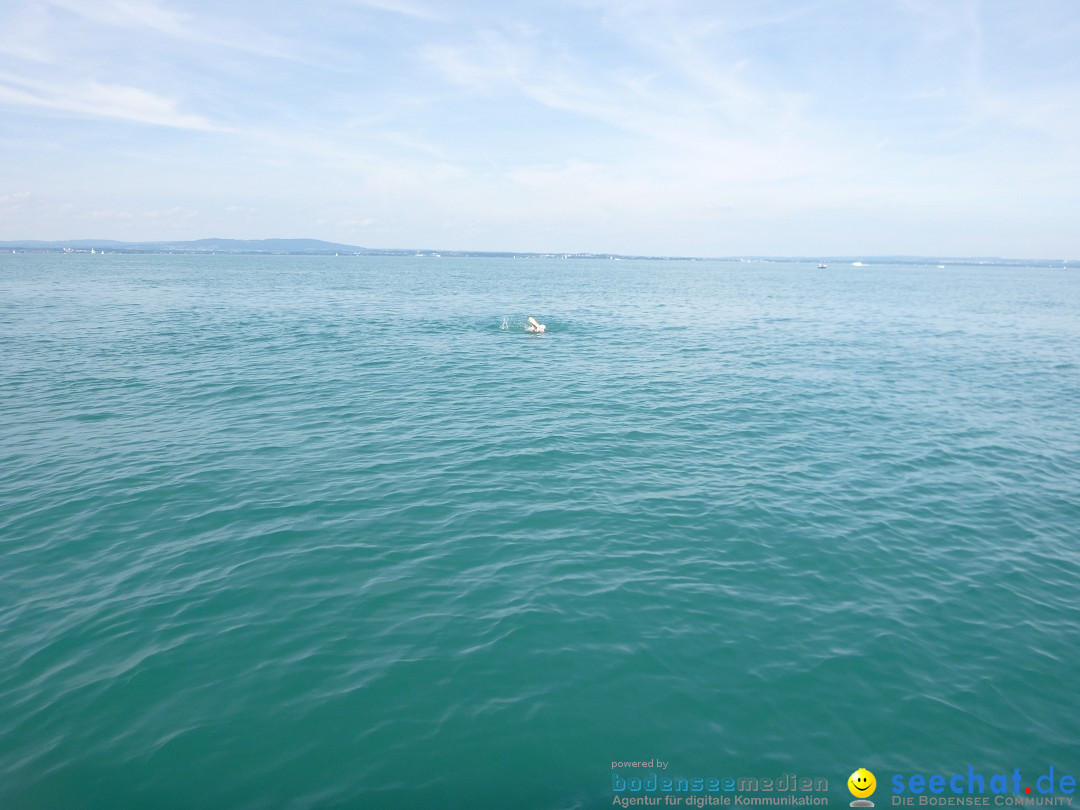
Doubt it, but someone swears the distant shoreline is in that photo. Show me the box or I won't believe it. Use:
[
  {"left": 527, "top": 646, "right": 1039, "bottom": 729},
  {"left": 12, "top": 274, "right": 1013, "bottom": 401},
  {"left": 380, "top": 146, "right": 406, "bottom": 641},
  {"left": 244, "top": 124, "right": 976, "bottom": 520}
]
[{"left": 0, "top": 239, "right": 1072, "bottom": 266}]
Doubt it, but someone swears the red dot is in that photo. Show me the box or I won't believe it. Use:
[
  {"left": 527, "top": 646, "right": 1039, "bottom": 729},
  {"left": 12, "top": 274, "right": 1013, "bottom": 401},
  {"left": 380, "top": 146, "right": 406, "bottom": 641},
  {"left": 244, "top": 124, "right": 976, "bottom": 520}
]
[{"left": 1026, "top": 789, "right": 1032, "bottom": 794}]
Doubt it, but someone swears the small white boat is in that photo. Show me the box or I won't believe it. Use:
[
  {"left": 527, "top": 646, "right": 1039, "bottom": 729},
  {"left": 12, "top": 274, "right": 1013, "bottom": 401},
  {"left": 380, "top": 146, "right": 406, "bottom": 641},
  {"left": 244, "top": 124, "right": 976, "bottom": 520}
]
[
  {"left": 818, "top": 262, "right": 827, "bottom": 269},
  {"left": 852, "top": 261, "right": 864, "bottom": 267}
]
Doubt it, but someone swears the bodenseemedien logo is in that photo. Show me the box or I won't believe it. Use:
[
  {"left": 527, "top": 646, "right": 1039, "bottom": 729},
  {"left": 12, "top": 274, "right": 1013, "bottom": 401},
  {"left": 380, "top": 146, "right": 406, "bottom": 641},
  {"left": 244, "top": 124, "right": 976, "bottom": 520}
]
[{"left": 849, "top": 769, "right": 878, "bottom": 807}]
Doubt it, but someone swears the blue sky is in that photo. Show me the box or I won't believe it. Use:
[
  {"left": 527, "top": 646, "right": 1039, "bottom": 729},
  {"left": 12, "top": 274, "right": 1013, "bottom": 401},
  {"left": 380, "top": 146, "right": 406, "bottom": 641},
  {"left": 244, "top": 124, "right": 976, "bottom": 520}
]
[{"left": 1, "top": 0, "right": 1077, "bottom": 256}]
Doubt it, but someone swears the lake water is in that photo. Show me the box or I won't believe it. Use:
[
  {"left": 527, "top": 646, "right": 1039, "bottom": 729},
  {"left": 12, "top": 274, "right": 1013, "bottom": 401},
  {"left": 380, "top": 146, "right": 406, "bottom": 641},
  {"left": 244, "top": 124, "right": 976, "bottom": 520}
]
[{"left": 2, "top": 253, "right": 1079, "bottom": 809}]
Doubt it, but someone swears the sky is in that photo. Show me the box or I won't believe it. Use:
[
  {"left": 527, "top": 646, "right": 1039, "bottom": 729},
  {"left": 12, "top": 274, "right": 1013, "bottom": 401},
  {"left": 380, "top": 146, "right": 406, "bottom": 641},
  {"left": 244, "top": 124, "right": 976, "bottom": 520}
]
[{"left": 0, "top": 0, "right": 1078, "bottom": 257}]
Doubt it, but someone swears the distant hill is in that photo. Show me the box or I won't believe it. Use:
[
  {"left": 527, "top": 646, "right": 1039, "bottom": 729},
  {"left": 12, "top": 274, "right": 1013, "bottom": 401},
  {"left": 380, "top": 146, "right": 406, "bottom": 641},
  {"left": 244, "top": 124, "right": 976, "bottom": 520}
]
[
  {"left": 0, "top": 238, "right": 365, "bottom": 254},
  {"left": 146, "top": 238, "right": 365, "bottom": 253}
]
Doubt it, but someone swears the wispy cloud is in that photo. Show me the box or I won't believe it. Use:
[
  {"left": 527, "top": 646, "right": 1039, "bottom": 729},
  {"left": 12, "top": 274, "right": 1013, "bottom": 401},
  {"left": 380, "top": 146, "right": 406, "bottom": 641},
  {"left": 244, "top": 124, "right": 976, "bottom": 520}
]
[
  {"left": 44, "top": 0, "right": 189, "bottom": 38},
  {"left": 0, "top": 72, "right": 222, "bottom": 130},
  {"left": 37, "top": 0, "right": 312, "bottom": 63},
  {"left": 341, "top": 0, "right": 442, "bottom": 22},
  {"left": 0, "top": 3, "right": 54, "bottom": 63},
  {"left": 0, "top": 191, "right": 33, "bottom": 215},
  {"left": 143, "top": 206, "right": 199, "bottom": 220},
  {"left": 421, "top": 20, "right": 832, "bottom": 184}
]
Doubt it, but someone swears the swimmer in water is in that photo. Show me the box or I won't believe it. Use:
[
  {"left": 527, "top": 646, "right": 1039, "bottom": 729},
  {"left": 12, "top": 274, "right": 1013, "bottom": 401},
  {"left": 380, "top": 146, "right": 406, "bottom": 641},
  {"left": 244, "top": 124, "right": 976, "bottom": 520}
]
[{"left": 526, "top": 316, "right": 546, "bottom": 333}]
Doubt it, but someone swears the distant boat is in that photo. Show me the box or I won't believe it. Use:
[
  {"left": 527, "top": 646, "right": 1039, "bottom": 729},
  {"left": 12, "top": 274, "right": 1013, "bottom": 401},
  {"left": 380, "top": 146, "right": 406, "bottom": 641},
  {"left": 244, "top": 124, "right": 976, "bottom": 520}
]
[
  {"left": 851, "top": 261, "right": 864, "bottom": 267},
  {"left": 818, "top": 262, "right": 827, "bottom": 269}
]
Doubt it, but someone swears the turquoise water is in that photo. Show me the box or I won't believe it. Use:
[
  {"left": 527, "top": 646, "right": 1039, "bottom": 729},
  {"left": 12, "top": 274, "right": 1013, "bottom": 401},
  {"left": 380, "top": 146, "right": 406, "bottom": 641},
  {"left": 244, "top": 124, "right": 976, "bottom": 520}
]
[{"left": 2, "top": 254, "right": 1079, "bottom": 809}]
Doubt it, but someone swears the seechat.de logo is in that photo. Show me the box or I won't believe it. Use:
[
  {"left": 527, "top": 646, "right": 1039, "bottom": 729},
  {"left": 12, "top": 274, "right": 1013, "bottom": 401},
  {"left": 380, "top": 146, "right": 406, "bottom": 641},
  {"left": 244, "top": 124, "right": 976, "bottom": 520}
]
[{"left": 850, "top": 769, "right": 878, "bottom": 807}]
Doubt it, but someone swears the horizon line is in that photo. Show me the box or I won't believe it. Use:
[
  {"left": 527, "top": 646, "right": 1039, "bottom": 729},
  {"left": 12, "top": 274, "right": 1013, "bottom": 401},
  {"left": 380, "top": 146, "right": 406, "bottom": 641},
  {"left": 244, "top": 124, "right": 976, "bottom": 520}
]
[{"left": 0, "top": 238, "right": 1075, "bottom": 264}]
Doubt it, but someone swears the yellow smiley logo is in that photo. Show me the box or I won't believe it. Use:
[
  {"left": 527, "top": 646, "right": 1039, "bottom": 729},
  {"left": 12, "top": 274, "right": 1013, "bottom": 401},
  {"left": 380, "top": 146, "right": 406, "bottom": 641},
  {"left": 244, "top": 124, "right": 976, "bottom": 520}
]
[{"left": 848, "top": 769, "right": 877, "bottom": 798}]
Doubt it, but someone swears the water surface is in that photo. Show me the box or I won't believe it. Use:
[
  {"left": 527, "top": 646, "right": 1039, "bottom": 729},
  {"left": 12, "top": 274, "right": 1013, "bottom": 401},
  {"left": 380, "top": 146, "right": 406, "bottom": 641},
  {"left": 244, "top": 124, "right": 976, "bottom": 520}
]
[{"left": 2, "top": 254, "right": 1079, "bottom": 809}]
